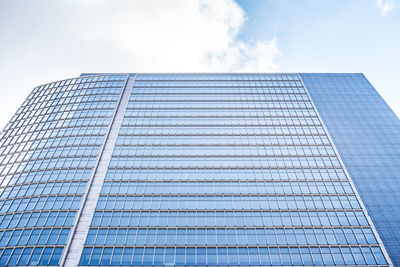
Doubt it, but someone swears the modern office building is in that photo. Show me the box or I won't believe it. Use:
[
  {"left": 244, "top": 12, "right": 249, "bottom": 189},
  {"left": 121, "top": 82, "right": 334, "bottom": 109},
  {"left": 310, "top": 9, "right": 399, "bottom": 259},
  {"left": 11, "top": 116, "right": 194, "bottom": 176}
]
[{"left": 0, "top": 73, "right": 398, "bottom": 266}]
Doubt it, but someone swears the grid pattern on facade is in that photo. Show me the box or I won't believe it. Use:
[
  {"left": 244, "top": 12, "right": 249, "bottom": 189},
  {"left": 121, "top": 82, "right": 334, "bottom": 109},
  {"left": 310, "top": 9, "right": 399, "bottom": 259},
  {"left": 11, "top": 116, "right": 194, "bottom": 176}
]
[
  {"left": 78, "top": 74, "right": 388, "bottom": 266},
  {"left": 0, "top": 75, "right": 126, "bottom": 266},
  {"left": 301, "top": 73, "right": 400, "bottom": 266}
]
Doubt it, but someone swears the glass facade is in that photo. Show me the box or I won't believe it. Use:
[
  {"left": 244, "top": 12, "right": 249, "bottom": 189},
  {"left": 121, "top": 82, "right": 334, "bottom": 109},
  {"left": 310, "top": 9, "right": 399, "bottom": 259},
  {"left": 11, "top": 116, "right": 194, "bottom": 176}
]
[
  {"left": 0, "top": 73, "right": 394, "bottom": 266},
  {"left": 301, "top": 73, "right": 400, "bottom": 266},
  {"left": 0, "top": 74, "right": 127, "bottom": 266}
]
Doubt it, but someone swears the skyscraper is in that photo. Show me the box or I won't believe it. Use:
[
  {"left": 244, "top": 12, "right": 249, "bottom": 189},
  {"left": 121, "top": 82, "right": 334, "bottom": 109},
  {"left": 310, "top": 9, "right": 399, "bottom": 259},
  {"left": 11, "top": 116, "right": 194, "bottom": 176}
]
[{"left": 0, "top": 73, "right": 398, "bottom": 266}]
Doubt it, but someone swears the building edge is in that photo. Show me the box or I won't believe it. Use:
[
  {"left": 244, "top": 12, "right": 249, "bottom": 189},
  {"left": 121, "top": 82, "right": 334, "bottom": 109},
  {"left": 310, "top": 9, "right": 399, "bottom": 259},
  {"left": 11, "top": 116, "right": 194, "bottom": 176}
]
[
  {"left": 298, "top": 74, "right": 394, "bottom": 267},
  {"left": 59, "top": 74, "right": 133, "bottom": 267}
]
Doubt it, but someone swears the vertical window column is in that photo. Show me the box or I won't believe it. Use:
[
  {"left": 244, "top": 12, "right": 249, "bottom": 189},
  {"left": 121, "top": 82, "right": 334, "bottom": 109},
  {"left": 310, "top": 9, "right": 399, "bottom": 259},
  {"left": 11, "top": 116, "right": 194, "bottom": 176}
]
[{"left": 60, "top": 75, "right": 135, "bottom": 267}]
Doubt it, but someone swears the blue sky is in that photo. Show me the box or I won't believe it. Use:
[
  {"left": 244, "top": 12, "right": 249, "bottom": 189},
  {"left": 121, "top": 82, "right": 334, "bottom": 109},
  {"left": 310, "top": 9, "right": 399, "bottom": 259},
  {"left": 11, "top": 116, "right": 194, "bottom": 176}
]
[
  {"left": 236, "top": 0, "right": 400, "bottom": 113},
  {"left": 0, "top": 0, "right": 399, "bottom": 129}
]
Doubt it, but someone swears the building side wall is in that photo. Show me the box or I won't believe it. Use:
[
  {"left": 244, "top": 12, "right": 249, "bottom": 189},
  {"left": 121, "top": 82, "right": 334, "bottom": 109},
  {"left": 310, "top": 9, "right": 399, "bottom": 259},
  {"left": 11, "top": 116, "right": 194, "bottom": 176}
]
[{"left": 301, "top": 73, "right": 400, "bottom": 266}]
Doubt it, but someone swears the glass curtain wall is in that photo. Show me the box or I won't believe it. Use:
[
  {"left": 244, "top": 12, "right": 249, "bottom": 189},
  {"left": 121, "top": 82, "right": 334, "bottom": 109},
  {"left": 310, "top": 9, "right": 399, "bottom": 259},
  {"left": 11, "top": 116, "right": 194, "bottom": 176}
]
[
  {"left": 0, "top": 74, "right": 127, "bottom": 266},
  {"left": 79, "top": 74, "right": 388, "bottom": 266}
]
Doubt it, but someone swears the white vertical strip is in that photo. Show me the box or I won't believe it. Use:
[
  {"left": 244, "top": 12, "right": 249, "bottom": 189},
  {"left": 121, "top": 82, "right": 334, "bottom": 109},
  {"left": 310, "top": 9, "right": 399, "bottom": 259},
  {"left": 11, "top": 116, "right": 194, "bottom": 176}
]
[
  {"left": 298, "top": 74, "right": 393, "bottom": 267},
  {"left": 60, "top": 75, "right": 136, "bottom": 267}
]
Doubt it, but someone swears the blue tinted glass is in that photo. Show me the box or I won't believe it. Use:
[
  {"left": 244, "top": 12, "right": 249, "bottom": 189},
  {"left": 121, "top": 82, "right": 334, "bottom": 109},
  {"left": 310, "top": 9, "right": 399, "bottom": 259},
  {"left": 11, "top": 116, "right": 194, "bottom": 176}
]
[
  {"left": 301, "top": 73, "right": 396, "bottom": 265},
  {"left": 78, "top": 73, "right": 388, "bottom": 266},
  {"left": 0, "top": 74, "right": 127, "bottom": 266}
]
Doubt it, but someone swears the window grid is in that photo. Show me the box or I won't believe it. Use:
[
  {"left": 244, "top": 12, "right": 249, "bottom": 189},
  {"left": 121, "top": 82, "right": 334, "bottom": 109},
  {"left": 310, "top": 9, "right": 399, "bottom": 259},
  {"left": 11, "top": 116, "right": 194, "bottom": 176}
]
[
  {"left": 0, "top": 74, "right": 127, "bottom": 266},
  {"left": 79, "top": 74, "right": 388, "bottom": 266}
]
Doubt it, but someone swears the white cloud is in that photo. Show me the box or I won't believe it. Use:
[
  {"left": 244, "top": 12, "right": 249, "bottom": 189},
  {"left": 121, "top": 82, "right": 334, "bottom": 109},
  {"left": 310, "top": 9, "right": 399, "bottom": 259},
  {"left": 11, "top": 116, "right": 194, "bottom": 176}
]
[
  {"left": 207, "top": 38, "right": 281, "bottom": 72},
  {"left": 0, "top": 0, "right": 281, "bottom": 129},
  {"left": 64, "top": 0, "right": 281, "bottom": 72},
  {"left": 376, "top": 0, "right": 395, "bottom": 15}
]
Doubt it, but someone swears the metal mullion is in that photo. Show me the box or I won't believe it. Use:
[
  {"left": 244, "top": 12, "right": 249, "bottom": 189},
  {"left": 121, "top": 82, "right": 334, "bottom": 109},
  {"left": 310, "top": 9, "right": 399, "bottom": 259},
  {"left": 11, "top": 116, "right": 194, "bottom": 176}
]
[
  {"left": 98, "top": 191, "right": 355, "bottom": 196},
  {"left": 3, "top": 166, "right": 93, "bottom": 182},
  {"left": 98, "top": 209, "right": 364, "bottom": 213},
  {"left": 0, "top": 209, "right": 81, "bottom": 217},
  {"left": 126, "top": 107, "right": 315, "bottom": 110},
  {"left": 107, "top": 165, "right": 344, "bottom": 170},
  {"left": 116, "top": 133, "right": 327, "bottom": 137}
]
